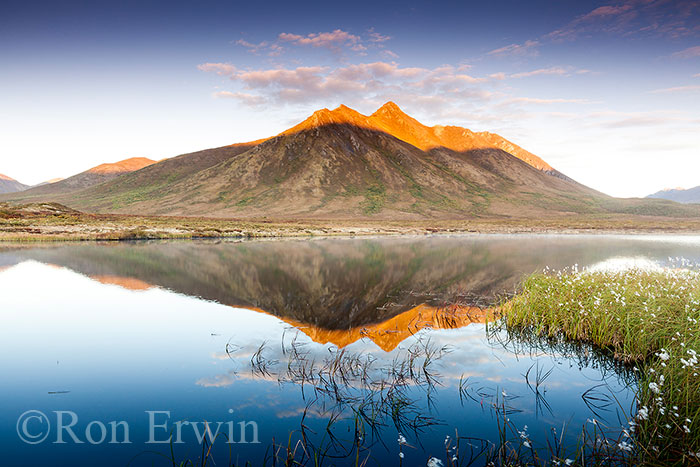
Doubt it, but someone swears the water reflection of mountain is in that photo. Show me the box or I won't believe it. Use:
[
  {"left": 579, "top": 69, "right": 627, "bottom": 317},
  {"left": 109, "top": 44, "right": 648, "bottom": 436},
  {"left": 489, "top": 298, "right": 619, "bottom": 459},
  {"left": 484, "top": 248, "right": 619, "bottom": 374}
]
[{"left": 3, "top": 236, "right": 699, "bottom": 330}]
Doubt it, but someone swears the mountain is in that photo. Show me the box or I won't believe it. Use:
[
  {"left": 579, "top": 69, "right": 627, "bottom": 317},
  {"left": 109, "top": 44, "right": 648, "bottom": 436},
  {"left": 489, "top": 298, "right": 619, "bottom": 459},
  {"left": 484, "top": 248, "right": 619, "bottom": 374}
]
[
  {"left": 648, "top": 186, "right": 700, "bottom": 204},
  {"left": 10, "top": 157, "right": 156, "bottom": 200},
  {"left": 0, "top": 174, "right": 28, "bottom": 194},
  {"left": 33, "top": 178, "right": 65, "bottom": 188},
  {"left": 2, "top": 102, "right": 695, "bottom": 219}
]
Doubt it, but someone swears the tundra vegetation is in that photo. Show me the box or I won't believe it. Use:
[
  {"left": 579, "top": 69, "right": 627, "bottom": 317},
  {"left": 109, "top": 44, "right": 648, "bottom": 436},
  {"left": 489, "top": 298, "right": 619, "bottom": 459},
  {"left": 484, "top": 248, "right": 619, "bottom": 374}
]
[{"left": 504, "top": 264, "right": 700, "bottom": 465}]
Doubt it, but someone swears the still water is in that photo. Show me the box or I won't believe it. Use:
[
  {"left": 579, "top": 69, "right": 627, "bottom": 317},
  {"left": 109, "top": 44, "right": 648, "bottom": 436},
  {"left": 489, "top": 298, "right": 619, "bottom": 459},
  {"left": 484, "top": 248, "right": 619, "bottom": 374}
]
[{"left": 2, "top": 235, "right": 700, "bottom": 466}]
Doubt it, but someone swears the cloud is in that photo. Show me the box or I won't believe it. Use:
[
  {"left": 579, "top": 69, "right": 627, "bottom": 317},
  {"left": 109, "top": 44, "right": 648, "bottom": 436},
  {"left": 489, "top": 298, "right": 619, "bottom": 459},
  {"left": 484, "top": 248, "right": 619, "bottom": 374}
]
[
  {"left": 604, "top": 115, "right": 677, "bottom": 128},
  {"left": 510, "top": 66, "right": 570, "bottom": 78},
  {"left": 197, "top": 63, "right": 237, "bottom": 76},
  {"left": 489, "top": 1, "right": 700, "bottom": 59},
  {"left": 672, "top": 45, "right": 700, "bottom": 59},
  {"left": 695, "top": 73, "right": 700, "bottom": 78},
  {"left": 214, "top": 91, "right": 266, "bottom": 106},
  {"left": 278, "top": 29, "right": 364, "bottom": 52},
  {"left": 650, "top": 84, "right": 700, "bottom": 93},
  {"left": 508, "top": 97, "right": 591, "bottom": 104},
  {"left": 199, "top": 61, "right": 492, "bottom": 108},
  {"left": 560, "top": 110, "right": 688, "bottom": 129},
  {"left": 547, "top": 0, "right": 700, "bottom": 41},
  {"left": 368, "top": 30, "right": 391, "bottom": 43},
  {"left": 234, "top": 29, "right": 392, "bottom": 56},
  {"left": 488, "top": 40, "right": 540, "bottom": 57},
  {"left": 235, "top": 39, "right": 269, "bottom": 54},
  {"left": 199, "top": 59, "right": 599, "bottom": 131}
]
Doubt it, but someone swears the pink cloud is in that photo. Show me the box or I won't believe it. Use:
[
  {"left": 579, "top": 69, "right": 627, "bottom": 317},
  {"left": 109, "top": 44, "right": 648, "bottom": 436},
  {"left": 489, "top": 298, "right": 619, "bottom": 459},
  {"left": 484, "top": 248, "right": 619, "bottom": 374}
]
[
  {"left": 491, "top": 1, "right": 700, "bottom": 60},
  {"left": 198, "top": 61, "right": 493, "bottom": 109},
  {"left": 278, "top": 29, "right": 363, "bottom": 51},
  {"left": 234, "top": 29, "right": 394, "bottom": 57},
  {"left": 509, "top": 97, "right": 590, "bottom": 104},
  {"left": 214, "top": 91, "right": 266, "bottom": 106},
  {"left": 197, "top": 63, "right": 237, "bottom": 75},
  {"left": 510, "top": 67, "right": 570, "bottom": 78},
  {"left": 488, "top": 40, "right": 540, "bottom": 57},
  {"left": 650, "top": 84, "right": 700, "bottom": 93},
  {"left": 672, "top": 45, "right": 700, "bottom": 59}
]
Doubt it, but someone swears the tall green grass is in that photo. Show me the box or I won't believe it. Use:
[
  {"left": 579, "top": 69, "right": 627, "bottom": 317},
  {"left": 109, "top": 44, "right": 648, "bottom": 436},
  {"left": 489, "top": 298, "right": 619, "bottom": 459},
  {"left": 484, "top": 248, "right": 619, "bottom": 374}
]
[{"left": 503, "top": 266, "right": 700, "bottom": 465}]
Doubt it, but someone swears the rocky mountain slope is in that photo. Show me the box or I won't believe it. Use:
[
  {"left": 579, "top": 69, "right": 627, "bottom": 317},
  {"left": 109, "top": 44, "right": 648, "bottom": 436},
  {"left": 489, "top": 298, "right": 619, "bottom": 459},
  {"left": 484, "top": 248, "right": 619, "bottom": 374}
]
[
  {"left": 11, "top": 157, "right": 156, "bottom": 199},
  {"left": 4, "top": 102, "right": 696, "bottom": 220},
  {"left": 38, "top": 103, "right": 612, "bottom": 218},
  {"left": 0, "top": 174, "right": 28, "bottom": 194}
]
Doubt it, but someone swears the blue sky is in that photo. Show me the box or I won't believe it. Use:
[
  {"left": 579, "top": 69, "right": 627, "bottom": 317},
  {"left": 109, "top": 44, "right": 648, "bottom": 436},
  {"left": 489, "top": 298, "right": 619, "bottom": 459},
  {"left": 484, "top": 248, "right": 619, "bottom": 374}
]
[{"left": 1, "top": 0, "right": 699, "bottom": 196}]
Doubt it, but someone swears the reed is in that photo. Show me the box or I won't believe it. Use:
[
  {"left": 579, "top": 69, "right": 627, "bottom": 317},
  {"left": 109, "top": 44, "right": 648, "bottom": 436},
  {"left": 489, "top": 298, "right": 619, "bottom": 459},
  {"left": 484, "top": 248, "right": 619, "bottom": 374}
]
[{"left": 503, "top": 266, "right": 700, "bottom": 465}]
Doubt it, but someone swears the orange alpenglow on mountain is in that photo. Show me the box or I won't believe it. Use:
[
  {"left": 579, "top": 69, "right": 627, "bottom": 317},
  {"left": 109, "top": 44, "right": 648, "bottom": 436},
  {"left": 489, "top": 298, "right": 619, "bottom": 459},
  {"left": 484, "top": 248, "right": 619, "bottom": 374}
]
[
  {"left": 249, "top": 302, "right": 494, "bottom": 352},
  {"left": 2, "top": 101, "right": 604, "bottom": 218},
  {"left": 0, "top": 173, "right": 29, "bottom": 194},
  {"left": 2, "top": 157, "right": 157, "bottom": 198},
  {"left": 283, "top": 102, "right": 553, "bottom": 172},
  {"left": 87, "top": 157, "right": 156, "bottom": 174}
]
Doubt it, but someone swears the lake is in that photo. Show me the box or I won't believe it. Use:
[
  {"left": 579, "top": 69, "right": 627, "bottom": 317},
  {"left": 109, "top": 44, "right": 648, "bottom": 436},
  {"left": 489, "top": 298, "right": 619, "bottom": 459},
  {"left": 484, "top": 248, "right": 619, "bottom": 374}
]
[{"left": 2, "top": 234, "right": 700, "bottom": 466}]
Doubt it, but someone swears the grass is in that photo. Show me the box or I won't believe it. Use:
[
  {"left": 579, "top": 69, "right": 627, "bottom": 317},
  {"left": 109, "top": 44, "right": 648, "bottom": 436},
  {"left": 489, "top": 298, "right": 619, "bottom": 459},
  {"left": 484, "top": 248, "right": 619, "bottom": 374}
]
[
  {"left": 502, "top": 266, "right": 700, "bottom": 465},
  {"left": 164, "top": 321, "right": 641, "bottom": 467},
  {"left": 360, "top": 184, "right": 386, "bottom": 214},
  {"left": 5, "top": 201, "right": 700, "bottom": 242}
]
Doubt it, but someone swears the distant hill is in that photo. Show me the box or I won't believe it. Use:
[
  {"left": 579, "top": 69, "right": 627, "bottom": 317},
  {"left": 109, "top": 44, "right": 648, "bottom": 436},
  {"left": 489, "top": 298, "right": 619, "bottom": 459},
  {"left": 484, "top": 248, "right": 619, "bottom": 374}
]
[
  {"left": 3, "top": 102, "right": 699, "bottom": 220},
  {"left": 0, "top": 174, "right": 28, "bottom": 194},
  {"left": 9, "top": 157, "right": 156, "bottom": 200},
  {"left": 33, "top": 178, "right": 65, "bottom": 188},
  {"left": 647, "top": 186, "right": 700, "bottom": 204}
]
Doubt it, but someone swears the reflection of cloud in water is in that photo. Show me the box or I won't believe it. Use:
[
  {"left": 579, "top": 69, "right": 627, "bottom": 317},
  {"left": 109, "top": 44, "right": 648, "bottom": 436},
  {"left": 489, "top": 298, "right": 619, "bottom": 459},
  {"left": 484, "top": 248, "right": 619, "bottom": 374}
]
[
  {"left": 196, "top": 370, "right": 237, "bottom": 388},
  {"left": 197, "top": 321, "right": 626, "bottom": 402},
  {"left": 585, "top": 256, "right": 664, "bottom": 273}
]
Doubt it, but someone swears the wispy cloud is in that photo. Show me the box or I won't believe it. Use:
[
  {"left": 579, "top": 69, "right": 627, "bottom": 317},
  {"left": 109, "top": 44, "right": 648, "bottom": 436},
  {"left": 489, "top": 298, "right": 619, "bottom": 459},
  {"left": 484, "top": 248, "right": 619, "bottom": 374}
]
[
  {"left": 672, "top": 45, "right": 700, "bottom": 59},
  {"left": 199, "top": 61, "right": 490, "bottom": 108},
  {"left": 235, "top": 29, "right": 392, "bottom": 56},
  {"left": 213, "top": 91, "right": 266, "bottom": 106},
  {"left": 489, "top": 1, "right": 700, "bottom": 59},
  {"left": 510, "top": 66, "right": 569, "bottom": 78},
  {"left": 557, "top": 109, "right": 688, "bottom": 129},
  {"left": 547, "top": 0, "right": 700, "bottom": 41},
  {"left": 199, "top": 59, "right": 602, "bottom": 131},
  {"left": 278, "top": 29, "right": 365, "bottom": 52},
  {"left": 508, "top": 97, "right": 591, "bottom": 104},
  {"left": 488, "top": 40, "right": 540, "bottom": 57},
  {"left": 650, "top": 84, "right": 700, "bottom": 93}
]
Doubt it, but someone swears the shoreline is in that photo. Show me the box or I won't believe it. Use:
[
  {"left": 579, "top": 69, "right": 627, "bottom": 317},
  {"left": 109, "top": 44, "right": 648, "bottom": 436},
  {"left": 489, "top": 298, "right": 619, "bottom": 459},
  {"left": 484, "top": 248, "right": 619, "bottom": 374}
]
[{"left": 2, "top": 202, "right": 700, "bottom": 242}]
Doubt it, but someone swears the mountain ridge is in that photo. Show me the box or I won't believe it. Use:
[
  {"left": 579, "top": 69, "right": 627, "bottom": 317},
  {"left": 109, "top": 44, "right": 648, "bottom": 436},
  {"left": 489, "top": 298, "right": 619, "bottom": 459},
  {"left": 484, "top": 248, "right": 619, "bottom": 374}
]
[
  {"left": 0, "top": 174, "right": 29, "bottom": 194},
  {"left": 7, "top": 157, "right": 157, "bottom": 199},
  {"left": 648, "top": 186, "right": 700, "bottom": 204},
  {"left": 3, "top": 102, "right": 696, "bottom": 220}
]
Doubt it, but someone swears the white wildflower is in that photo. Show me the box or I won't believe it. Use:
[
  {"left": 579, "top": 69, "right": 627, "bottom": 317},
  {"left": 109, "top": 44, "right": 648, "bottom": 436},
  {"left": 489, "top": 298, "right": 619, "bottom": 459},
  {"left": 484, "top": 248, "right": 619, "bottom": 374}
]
[
  {"left": 637, "top": 406, "right": 649, "bottom": 420},
  {"left": 618, "top": 441, "right": 633, "bottom": 452},
  {"left": 427, "top": 458, "right": 444, "bottom": 467}
]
